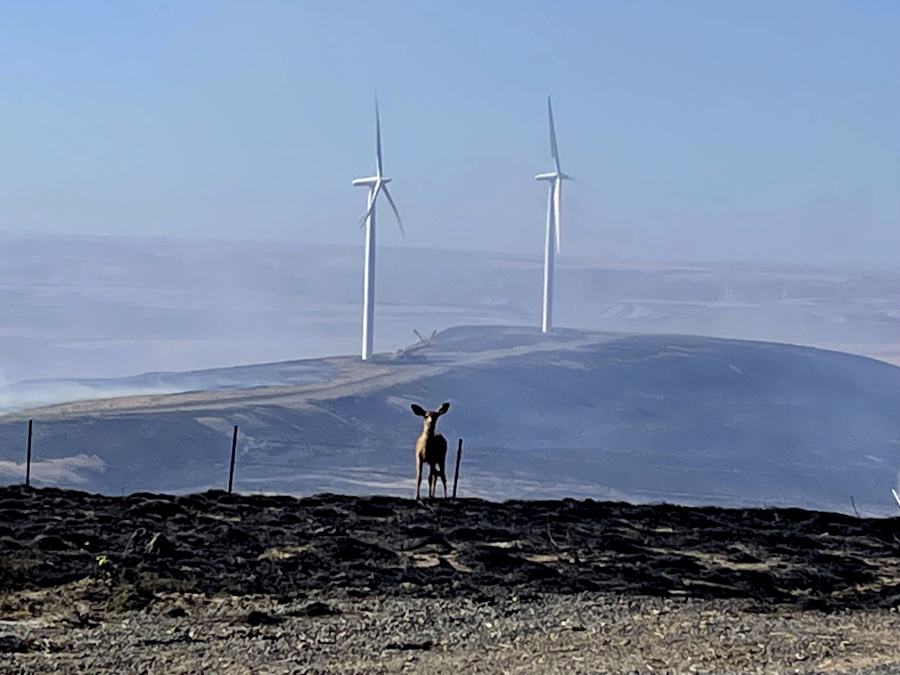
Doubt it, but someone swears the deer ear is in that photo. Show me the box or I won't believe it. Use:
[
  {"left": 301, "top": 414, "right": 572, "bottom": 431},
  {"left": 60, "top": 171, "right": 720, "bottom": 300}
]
[
  {"left": 411, "top": 404, "right": 426, "bottom": 417},
  {"left": 438, "top": 402, "right": 450, "bottom": 414}
]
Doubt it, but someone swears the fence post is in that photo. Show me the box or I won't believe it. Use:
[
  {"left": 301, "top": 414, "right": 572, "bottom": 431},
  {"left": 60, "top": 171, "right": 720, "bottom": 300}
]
[
  {"left": 228, "top": 425, "right": 238, "bottom": 493},
  {"left": 25, "top": 419, "right": 33, "bottom": 487},
  {"left": 452, "top": 438, "right": 463, "bottom": 498}
]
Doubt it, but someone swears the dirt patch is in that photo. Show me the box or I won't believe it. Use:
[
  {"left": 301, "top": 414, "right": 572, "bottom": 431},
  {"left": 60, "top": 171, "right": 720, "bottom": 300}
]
[{"left": 3, "top": 582, "right": 900, "bottom": 674}]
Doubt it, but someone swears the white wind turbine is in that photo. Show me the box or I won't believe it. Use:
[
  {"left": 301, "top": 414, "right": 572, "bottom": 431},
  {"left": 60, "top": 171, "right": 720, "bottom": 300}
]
[
  {"left": 352, "top": 96, "right": 405, "bottom": 361},
  {"left": 535, "top": 96, "right": 572, "bottom": 333}
]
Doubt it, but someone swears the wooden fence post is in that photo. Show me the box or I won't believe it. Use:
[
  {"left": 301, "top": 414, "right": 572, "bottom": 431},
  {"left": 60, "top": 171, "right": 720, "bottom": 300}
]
[
  {"left": 452, "top": 438, "right": 463, "bottom": 498},
  {"left": 228, "top": 425, "right": 238, "bottom": 493},
  {"left": 25, "top": 419, "right": 33, "bottom": 487}
]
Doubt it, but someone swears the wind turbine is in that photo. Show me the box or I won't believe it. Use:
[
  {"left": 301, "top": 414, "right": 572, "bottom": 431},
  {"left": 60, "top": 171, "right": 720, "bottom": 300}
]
[
  {"left": 535, "top": 96, "right": 572, "bottom": 333},
  {"left": 352, "top": 96, "right": 405, "bottom": 361}
]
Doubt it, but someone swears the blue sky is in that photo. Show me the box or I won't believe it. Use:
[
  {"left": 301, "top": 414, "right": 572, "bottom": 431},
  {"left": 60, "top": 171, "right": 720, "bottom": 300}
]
[{"left": 0, "top": 1, "right": 897, "bottom": 264}]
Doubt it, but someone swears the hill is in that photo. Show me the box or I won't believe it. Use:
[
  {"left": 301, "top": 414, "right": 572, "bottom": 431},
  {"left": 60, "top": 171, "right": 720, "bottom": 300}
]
[
  {"left": 2, "top": 326, "right": 899, "bottom": 514},
  {"left": 2, "top": 234, "right": 899, "bottom": 391}
]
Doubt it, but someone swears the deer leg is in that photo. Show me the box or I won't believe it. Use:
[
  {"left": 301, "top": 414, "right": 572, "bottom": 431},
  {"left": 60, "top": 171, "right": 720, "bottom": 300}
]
[
  {"left": 415, "top": 456, "right": 424, "bottom": 501},
  {"left": 428, "top": 466, "right": 435, "bottom": 499},
  {"left": 440, "top": 464, "right": 447, "bottom": 498}
]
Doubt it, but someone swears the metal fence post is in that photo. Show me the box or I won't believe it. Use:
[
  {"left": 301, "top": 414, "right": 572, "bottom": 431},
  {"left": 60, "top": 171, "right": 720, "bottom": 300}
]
[
  {"left": 25, "top": 419, "right": 33, "bottom": 487},
  {"left": 228, "top": 425, "right": 239, "bottom": 493},
  {"left": 452, "top": 438, "right": 463, "bottom": 498}
]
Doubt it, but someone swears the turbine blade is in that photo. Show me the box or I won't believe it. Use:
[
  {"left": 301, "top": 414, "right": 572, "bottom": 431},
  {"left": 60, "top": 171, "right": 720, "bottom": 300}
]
[
  {"left": 382, "top": 184, "right": 405, "bottom": 237},
  {"left": 554, "top": 179, "right": 562, "bottom": 253},
  {"left": 375, "top": 94, "right": 384, "bottom": 178},
  {"left": 548, "top": 96, "right": 561, "bottom": 174},
  {"left": 358, "top": 181, "right": 383, "bottom": 227}
]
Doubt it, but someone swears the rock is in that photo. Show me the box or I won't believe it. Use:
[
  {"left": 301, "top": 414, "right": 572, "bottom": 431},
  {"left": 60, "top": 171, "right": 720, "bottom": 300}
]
[
  {"left": 128, "top": 499, "right": 185, "bottom": 520},
  {"left": 289, "top": 601, "right": 339, "bottom": 617},
  {"left": 122, "top": 528, "right": 149, "bottom": 558},
  {"left": 144, "top": 533, "right": 175, "bottom": 558},
  {"left": 32, "top": 534, "right": 71, "bottom": 551},
  {"left": 385, "top": 640, "right": 433, "bottom": 651},
  {"left": 0, "top": 633, "right": 30, "bottom": 653},
  {"left": 243, "top": 610, "right": 283, "bottom": 626}
]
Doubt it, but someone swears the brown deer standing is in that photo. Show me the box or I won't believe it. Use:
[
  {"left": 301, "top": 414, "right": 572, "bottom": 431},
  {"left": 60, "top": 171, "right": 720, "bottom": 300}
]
[{"left": 411, "top": 402, "right": 450, "bottom": 500}]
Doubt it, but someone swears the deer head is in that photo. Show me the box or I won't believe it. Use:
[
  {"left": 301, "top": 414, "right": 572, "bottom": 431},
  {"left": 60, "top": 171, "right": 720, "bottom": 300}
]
[{"left": 411, "top": 402, "right": 450, "bottom": 434}]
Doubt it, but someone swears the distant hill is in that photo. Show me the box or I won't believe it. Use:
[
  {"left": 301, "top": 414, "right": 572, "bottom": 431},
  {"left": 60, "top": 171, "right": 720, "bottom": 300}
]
[
  {"left": 2, "top": 234, "right": 899, "bottom": 388},
  {"left": 1, "top": 326, "right": 899, "bottom": 515}
]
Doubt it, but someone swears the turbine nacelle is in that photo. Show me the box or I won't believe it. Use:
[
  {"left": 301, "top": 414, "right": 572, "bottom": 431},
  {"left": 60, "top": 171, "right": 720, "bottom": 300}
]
[
  {"left": 535, "top": 172, "right": 571, "bottom": 182},
  {"left": 353, "top": 95, "right": 404, "bottom": 236}
]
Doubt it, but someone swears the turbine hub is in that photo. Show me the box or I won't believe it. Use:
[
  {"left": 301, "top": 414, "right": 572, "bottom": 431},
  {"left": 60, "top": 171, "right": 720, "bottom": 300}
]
[{"left": 352, "top": 176, "right": 390, "bottom": 187}]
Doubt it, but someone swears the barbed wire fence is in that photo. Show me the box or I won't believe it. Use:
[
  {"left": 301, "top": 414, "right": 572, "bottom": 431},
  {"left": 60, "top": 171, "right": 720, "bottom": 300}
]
[
  {"left": 5, "top": 418, "right": 894, "bottom": 513},
  {"left": 6, "top": 418, "right": 471, "bottom": 499}
]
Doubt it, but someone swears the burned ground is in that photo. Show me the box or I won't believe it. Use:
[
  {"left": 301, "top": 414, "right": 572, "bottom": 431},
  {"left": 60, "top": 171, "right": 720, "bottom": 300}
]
[{"left": 3, "top": 485, "right": 900, "bottom": 613}]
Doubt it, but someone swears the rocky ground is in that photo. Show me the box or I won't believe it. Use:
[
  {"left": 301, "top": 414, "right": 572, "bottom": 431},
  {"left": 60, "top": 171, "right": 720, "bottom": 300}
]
[{"left": 2, "top": 485, "right": 900, "bottom": 674}]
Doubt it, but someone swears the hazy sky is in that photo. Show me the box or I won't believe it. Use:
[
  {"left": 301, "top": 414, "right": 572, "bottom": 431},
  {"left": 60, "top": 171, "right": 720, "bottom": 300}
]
[{"left": 0, "top": 1, "right": 897, "bottom": 265}]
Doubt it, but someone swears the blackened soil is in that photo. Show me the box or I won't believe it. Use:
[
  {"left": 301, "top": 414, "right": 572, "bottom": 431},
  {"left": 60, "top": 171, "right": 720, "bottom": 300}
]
[{"left": 2, "top": 485, "right": 899, "bottom": 611}]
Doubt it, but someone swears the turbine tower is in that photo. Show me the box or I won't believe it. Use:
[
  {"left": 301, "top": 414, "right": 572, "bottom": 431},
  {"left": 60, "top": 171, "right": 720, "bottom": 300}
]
[
  {"left": 352, "top": 96, "right": 405, "bottom": 361},
  {"left": 535, "top": 96, "right": 572, "bottom": 333}
]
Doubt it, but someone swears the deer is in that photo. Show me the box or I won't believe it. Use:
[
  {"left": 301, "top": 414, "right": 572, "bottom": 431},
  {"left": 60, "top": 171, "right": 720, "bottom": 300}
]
[{"left": 411, "top": 402, "right": 450, "bottom": 500}]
